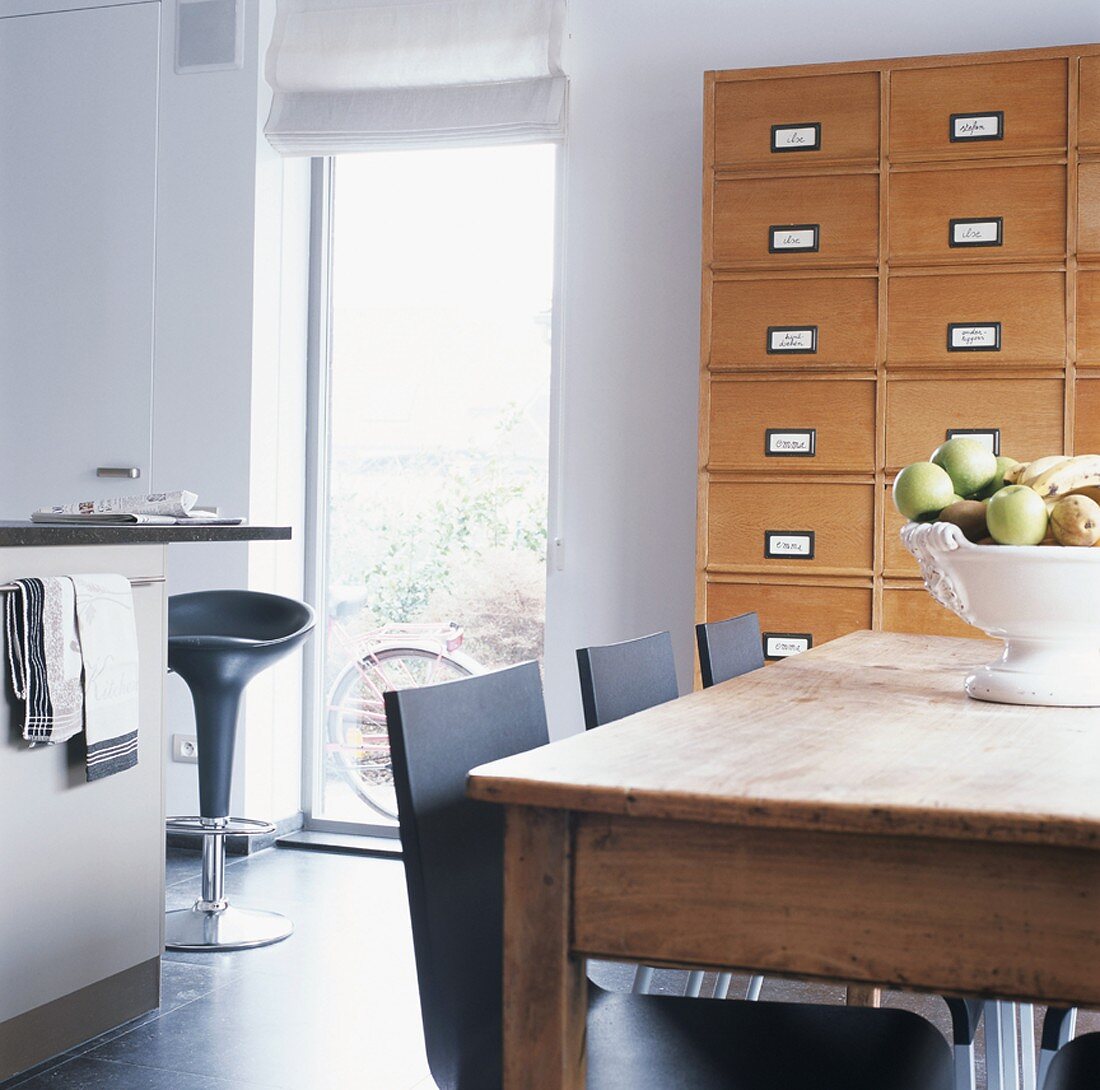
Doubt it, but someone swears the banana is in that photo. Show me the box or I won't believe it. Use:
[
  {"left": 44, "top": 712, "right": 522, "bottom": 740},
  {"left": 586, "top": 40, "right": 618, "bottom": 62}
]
[
  {"left": 1030, "top": 454, "right": 1100, "bottom": 498},
  {"left": 1005, "top": 461, "right": 1029, "bottom": 484},
  {"left": 1018, "top": 455, "right": 1073, "bottom": 489}
]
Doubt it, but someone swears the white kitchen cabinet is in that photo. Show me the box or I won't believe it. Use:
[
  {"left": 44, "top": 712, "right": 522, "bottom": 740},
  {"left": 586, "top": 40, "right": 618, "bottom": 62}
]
[{"left": 0, "top": 1, "right": 160, "bottom": 518}]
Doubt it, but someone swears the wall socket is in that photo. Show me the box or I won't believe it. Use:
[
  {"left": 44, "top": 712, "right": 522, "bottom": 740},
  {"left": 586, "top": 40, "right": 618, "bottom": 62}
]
[{"left": 172, "top": 734, "right": 199, "bottom": 764}]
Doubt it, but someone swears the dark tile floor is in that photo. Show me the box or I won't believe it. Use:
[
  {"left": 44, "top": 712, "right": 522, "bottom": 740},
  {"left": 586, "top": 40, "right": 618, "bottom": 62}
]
[{"left": 4, "top": 845, "right": 1093, "bottom": 1088}]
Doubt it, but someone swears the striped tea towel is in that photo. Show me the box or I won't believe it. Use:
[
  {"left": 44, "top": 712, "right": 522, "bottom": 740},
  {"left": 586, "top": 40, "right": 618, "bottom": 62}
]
[
  {"left": 4, "top": 577, "right": 85, "bottom": 745},
  {"left": 72, "top": 574, "right": 140, "bottom": 781}
]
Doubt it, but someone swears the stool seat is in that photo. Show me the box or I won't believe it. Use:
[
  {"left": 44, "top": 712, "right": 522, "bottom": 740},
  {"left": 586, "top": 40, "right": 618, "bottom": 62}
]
[{"left": 165, "top": 590, "right": 315, "bottom": 952}]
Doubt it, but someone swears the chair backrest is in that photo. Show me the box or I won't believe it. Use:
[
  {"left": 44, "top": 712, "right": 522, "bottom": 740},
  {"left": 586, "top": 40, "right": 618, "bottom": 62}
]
[
  {"left": 695, "top": 612, "right": 765, "bottom": 688},
  {"left": 575, "top": 630, "right": 679, "bottom": 730},
  {"left": 385, "top": 661, "right": 549, "bottom": 1090}
]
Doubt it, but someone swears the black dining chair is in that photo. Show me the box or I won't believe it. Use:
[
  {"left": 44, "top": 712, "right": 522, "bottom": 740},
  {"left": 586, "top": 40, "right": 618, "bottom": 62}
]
[
  {"left": 696, "top": 610, "right": 765, "bottom": 688},
  {"left": 384, "top": 661, "right": 954, "bottom": 1090},
  {"left": 575, "top": 630, "right": 702, "bottom": 996}
]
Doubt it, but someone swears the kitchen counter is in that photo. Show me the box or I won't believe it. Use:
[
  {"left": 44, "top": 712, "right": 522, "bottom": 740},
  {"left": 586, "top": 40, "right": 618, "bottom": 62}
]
[{"left": 0, "top": 521, "right": 291, "bottom": 546}]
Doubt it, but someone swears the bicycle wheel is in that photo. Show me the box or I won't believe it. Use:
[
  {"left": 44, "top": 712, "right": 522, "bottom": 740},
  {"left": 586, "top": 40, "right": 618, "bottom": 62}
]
[{"left": 325, "top": 647, "right": 474, "bottom": 822}]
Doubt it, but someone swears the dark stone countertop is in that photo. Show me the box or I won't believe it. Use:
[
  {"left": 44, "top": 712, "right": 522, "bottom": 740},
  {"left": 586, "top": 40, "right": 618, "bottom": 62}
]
[{"left": 0, "top": 521, "right": 292, "bottom": 547}]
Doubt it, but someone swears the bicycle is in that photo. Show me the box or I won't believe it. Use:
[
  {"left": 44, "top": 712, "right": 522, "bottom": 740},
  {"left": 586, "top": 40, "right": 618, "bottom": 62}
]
[{"left": 325, "top": 612, "right": 481, "bottom": 821}]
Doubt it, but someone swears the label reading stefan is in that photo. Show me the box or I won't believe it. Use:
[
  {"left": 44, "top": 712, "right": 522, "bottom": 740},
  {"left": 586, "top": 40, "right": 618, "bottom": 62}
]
[
  {"left": 769, "top": 224, "right": 819, "bottom": 253},
  {"left": 763, "top": 632, "right": 812, "bottom": 660},
  {"left": 947, "top": 322, "right": 1001, "bottom": 352},
  {"left": 764, "top": 531, "right": 815, "bottom": 559},
  {"left": 765, "top": 429, "right": 816, "bottom": 457},
  {"left": 946, "top": 428, "right": 1000, "bottom": 456},
  {"left": 771, "top": 122, "right": 821, "bottom": 152},
  {"left": 949, "top": 217, "right": 1003, "bottom": 247},
  {"left": 950, "top": 111, "right": 1004, "bottom": 142},
  {"left": 767, "top": 326, "right": 818, "bottom": 354}
]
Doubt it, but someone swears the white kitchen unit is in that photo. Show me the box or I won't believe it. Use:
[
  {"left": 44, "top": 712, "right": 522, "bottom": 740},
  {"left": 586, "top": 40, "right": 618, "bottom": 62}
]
[{"left": 0, "top": 1, "right": 160, "bottom": 518}]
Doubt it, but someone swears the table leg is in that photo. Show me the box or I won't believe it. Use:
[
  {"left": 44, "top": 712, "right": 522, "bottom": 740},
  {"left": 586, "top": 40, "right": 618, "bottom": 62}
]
[{"left": 503, "top": 806, "right": 587, "bottom": 1090}]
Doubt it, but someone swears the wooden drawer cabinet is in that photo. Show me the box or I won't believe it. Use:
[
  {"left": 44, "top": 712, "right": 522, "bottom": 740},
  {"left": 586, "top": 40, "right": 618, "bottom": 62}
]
[
  {"left": 1075, "top": 372, "right": 1100, "bottom": 451},
  {"left": 885, "top": 375, "right": 1065, "bottom": 470},
  {"left": 707, "top": 479, "right": 874, "bottom": 574},
  {"left": 1081, "top": 56, "right": 1100, "bottom": 150},
  {"left": 708, "top": 376, "right": 876, "bottom": 471},
  {"left": 883, "top": 492, "right": 918, "bottom": 578},
  {"left": 1078, "top": 271, "right": 1100, "bottom": 364},
  {"left": 713, "top": 71, "right": 880, "bottom": 168},
  {"left": 889, "top": 59, "right": 1068, "bottom": 161},
  {"left": 889, "top": 164, "right": 1066, "bottom": 264},
  {"left": 1079, "top": 162, "right": 1100, "bottom": 256},
  {"left": 706, "top": 580, "right": 873, "bottom": 659},
  {"left": 713, "top": 174, "right": 879, "bottom": 267},
  {"left": 882, "top": 584, "right": 988, "bottom": 640},
  {"left": 709, "top": 275, "right": 877, "bottom": 368},
  {"left": 887, "top": 271, "right": 1065, "bottom": 365}
]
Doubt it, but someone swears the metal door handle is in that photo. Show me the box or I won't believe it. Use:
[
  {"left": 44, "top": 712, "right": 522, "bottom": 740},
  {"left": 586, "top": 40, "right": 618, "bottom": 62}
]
[{"left": 96, "top": 467, "right": 141, "bottom": 479}]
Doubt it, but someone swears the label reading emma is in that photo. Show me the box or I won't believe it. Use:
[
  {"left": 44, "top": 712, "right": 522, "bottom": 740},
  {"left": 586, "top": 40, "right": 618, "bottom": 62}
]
[
  {"left": 764, "top": 531, "right": 815, "bottom": 559},
  {"left": 765, "top": 429, "right": 816, "bottom": 457},
  {"left": 946, "top": 428, "right": 1000, "bottom": 455},
  {"left": 767, "top": 326, "right": 817, "bottom": 354},
  {"left": 763, "top": 632, "right": 812, "bottom": 660},
  {"left": 949, "top": 217, "right": 1003, "bottom": 247},
  {"left": 947, "top": 322, "right": 1001, "bottom": 352},
  {"left": 950, "top": 111, "right": 1004, "bottom": 142},
  {"left": 771, "top": 122, "right": 821, "bottom": 152},
  {"left": 769, "top": 224, "right": 819, "bottom": 253}
]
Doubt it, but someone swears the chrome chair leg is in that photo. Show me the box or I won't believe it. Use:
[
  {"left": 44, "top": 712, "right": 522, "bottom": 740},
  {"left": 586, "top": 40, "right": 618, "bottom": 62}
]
[
  {"left": 745, "top": 974, "right": 764, "bottom": 1001},
  {"left": 1020, "top": 1004, "right": 1036, "bottom": 1090},
  {"left": 683, "top": 970, "right": 705, "bottom": 998},
  {"left": 631, "top": 965, "right": 656, "bottom": 994},
  {"left": 986, "top": 1000, "right": 1020, "bottom": 1090}
]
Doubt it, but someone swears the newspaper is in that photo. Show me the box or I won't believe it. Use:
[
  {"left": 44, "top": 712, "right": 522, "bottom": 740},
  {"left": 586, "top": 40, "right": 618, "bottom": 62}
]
[
  {"left": 34, "top": 490, "right": 199, "bottom": 518},
  {"left": 30, "top": 513, "right": 243, "bottom": 526}
]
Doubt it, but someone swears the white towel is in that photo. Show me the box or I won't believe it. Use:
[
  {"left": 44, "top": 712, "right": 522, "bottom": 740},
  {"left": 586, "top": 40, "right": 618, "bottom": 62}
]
[
  {"left": 72, "top": 574, "right": 140, "bottom": 781},
  {"left": 4, "top": 577, "right": 85, "bottom": 745}
]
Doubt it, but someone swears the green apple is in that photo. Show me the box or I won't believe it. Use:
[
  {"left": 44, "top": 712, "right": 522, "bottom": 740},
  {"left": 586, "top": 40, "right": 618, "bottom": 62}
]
[
  {"left": 931, "top": 437, "right": 998, "bottom": 498},
  {"left": 973, "top": 455, "right": 1021, "bottom": 500},
  {"left": 985, "top": 485, "right": 1050, "bottom": 546},
  {"left": 892, "top": 462, "right": 955, "bottom": 521}
]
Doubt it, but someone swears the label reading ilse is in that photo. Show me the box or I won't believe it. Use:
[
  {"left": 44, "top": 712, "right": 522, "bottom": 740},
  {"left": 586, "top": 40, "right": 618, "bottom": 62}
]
[
  {"left": 950, "top": 111, "right": 1004, "bottom": 142},
  {"left": 763, "top": 632, "right": 812, "bottom": 660},
  {"left": 771, "top": 122, "right": 822, "bottom": 153},
  {"left": 947, "top": 322, "right": 1001, "bottom": 352},
  {"left": 767, "top": 326, "right": 818, "bottom": 354},
  {"left": 764, "top": 530, "right": 815, "bottom": 560},
  {"left": 769, "top": 224, "right": 819, "bottom": 253},
  {"left": 949, "top": 217, "right": 1003, "bottom": 247},
  {"left": 765, "top": 428, "right": 816, "bottom": 457},
  {"left": 946, "top": 428, "right": 1000, "bottom": 456}
]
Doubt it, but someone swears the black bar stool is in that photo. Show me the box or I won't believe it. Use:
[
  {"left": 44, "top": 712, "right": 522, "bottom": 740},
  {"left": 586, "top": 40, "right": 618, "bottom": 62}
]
[{"left": 165, "top": 590, "right": 315, "bottom": 951}]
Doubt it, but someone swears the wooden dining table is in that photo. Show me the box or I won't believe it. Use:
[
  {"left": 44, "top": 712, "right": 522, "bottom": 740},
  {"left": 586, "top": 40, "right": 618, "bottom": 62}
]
[{"left": 467, "top": 630, "right": 1100, "bottom": 1089}]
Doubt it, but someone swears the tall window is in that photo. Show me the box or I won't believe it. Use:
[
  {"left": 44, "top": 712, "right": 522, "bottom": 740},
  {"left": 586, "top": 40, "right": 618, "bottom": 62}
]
[{"left": 307, "top": 145, "right": 556, "bottom": 833}]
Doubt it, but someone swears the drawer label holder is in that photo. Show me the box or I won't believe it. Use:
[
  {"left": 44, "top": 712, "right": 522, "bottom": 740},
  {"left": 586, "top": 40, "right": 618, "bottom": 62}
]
[
  {"left": 766, "top": 326, "right": 818, "bottom": 354},
  {"left": 950, "top": 111, "right": 1004, "bottom": 142},
  {"left": 765, "top": 428, "right": 817, "bottom": 457},
  {"left": 949, "top": 216, "right": 1003, "bottom": 248},
  {"left": 947, "top": 322, "right": 1002, "bottom": 352},
  {"left": 945, "top": 427, "right": 1001, "bottom": 456},
  {"left": 771, "top": 122, "right": 822, "bottom": 153},
  {"left": 763, "top": 632, "right": 813, "bottom": 660},
  {"left": 769, "top": 224, "right": 820, "bottom": 253},
  {"left": 764, "top": 530, "right": 815, "bottom": 559}
]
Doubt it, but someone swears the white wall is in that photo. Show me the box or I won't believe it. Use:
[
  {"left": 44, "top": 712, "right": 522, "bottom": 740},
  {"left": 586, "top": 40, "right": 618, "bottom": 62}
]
[{"left": 542, "top": 0, "right": 1100, "bottom": 734}]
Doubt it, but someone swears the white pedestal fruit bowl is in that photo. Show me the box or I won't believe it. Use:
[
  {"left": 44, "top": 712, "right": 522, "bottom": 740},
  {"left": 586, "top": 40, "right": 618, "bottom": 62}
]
[{"left": 902, "top": 521, "right": 1100, "bottom": 706}]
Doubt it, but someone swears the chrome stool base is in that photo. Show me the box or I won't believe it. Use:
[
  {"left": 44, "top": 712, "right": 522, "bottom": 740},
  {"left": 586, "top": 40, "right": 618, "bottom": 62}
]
[{"left": 165, "top": 904, "right": 293, "bottom": 951}]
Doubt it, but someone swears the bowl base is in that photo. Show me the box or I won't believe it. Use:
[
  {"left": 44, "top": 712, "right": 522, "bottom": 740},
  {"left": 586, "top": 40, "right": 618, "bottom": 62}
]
[{"left": 966, "top": 649, "right": 1100, "bottom": 707}]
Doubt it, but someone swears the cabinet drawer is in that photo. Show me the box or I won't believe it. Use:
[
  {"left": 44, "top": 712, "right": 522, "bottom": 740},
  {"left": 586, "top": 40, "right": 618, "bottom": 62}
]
[
  {"left": 713, "top": 174, "right": 879, "bottom": 267},
  {"left": 883, "top": 491, "right": 919, "bottom": 578},
  {"left": 1078, "top": 271, "right": 1100, "bottom": 364},
  {"left": 705, "top": 581, "right": 872, "bottom": 660},
  {"left": 889, "top": 164, "right": 1066, "bottom": 264},
  {"left": 885, "top": 375, "right": 1065, "bottom": 469},
  {"left": 708, "top": 376, "right": 876, "bottom": 471},
  {"left": 707, "top": 479, "right": 874, "bottom": 574},
  {"left": 882, "top": 584, "right": 988, "bottom": 640},
  {"left": 1080, "top": 56, "right": 1100, "bottom": 151},
  {"left": 1079, "top": 162, "right": 1100, "bottom": 257},
  {"left": 887, "top": 271, "right": 1065, "bottom": 365},
  {"left": 889, "top": 59, "right": 1067, "bottom": 161},
  {"left": 1075, "top": 372, "right": 1100, "bottom": 452},
  {"left": 714, "top": 72, "right": 880, "bottom": 168},
  {"left": 709, "top": 275, "right": 877, "bottom": 368}
]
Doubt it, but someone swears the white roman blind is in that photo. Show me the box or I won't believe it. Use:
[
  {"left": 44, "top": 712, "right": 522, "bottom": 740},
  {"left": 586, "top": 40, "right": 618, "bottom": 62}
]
[{"left": 263, "top": 0, "right": 567, "bottom": 155}]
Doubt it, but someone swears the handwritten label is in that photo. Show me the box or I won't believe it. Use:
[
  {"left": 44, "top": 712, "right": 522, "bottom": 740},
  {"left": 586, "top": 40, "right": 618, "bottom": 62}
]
[
  {"left": 769, "top": 224, "right": 819, "bottom": 253},
  {"left": 947, "top": 322, "right": 1001, "bottom": 352},
  {"left": 763, "top": 632, "right": 812, "bottom": 660},
  {"left": 946, "top": 428, "right": 1000, "bottom": 456},
  {"left": 765, "top": 428, "right": 816, "bottom": 457},
  {"left": 764, "top": 530, "right": 815, "bottom": 560},
  {"left": 950, "top": 111, "right": 1004, "bottom": 142},
  {"left": 949, "top": 217, "right": 1003, "bottom": 247},
  {"left": 766, "top": 326, "right": 818, "bottom": 354},
  {"left": 771, "top": 122, "right": 821, "bottom": 153}
]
